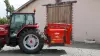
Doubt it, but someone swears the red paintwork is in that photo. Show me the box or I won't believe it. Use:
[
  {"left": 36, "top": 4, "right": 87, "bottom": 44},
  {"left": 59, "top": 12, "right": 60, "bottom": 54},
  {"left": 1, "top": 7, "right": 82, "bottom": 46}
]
[
  {"left": 30, "top": 40, "right": 33, "bottom": 43},
  {"left": 0, "top": 24, "right": 8, "bottom": 36},
  {"left": 17, "top": 24, "right": 39, "bottom": 37},
  {"left": 0, "top": 24, "right": 8, "bottom": 45},
  {"left": 44, "top": 23, "right": 72, "bottom": 45}
]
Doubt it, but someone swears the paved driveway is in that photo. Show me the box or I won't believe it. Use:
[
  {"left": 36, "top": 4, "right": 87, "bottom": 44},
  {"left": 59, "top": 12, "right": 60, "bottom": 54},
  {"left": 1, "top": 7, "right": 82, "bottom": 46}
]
[
  {"left": 0, "top": 42, "right": 100, "bottom": 56},
  {"left": 0, "top": 45, "right": 66, "bottom": 56}
]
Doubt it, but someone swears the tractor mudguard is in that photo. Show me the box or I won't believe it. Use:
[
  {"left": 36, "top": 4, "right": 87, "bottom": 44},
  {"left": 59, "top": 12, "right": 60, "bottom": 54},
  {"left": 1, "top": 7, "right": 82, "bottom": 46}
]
[{"left": 17, "top": 24, "right": 39, "bottom": 37}]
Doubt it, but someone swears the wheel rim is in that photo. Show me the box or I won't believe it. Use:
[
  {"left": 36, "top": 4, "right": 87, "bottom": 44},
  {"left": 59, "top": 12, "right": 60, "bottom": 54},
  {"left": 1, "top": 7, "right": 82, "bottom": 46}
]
[{"left": 23, "top": 34, "right": 39, "bottom": 50}]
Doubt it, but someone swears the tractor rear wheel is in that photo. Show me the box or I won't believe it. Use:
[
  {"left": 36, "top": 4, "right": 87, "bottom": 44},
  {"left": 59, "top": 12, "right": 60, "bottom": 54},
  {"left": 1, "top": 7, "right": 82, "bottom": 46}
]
[{"left": 19, "top": 29, "right": 44, "bottom": 54}]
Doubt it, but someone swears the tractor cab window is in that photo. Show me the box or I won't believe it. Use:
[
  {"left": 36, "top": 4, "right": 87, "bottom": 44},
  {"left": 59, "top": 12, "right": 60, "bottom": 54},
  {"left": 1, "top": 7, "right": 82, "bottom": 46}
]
[
  {"left": 11, "top": 14, "right": 25, "bottom": 29},
  {"left": 12, "top": 14, "right": 25, "bottom": 23},
  {"left": 26, "top": 14, "right": 33, "bottom": 25}
]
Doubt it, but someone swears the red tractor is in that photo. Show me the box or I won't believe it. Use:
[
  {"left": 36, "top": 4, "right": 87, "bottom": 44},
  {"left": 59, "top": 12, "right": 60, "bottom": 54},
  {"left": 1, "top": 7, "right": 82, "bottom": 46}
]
[{"left": 0, "top": 12, "right": 72, "bottom": 54}]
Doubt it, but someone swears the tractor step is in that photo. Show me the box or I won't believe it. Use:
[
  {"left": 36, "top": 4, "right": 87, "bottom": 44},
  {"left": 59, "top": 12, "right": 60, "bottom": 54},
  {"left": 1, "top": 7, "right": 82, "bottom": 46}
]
[{"left": 9, "top": 38, "right": 18, "bottom": 47}]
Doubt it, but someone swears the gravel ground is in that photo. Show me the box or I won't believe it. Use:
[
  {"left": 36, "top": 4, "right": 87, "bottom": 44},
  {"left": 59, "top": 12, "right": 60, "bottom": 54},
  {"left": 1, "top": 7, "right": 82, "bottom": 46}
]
[{"left": 0, "top": 42, "right": 100, "bottom": 56}]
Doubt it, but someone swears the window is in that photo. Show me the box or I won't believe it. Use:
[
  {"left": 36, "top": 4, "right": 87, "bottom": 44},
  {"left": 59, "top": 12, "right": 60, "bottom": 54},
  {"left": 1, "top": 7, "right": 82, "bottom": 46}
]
[
  {"left": 11, "top": 14, "right": 25, "bottom": 24},
  {"left": 11, "top": 14, "right": 26, "bottom": 29},
  {"left": 26, "top": 14, "right": 33, "bottom": 24}
]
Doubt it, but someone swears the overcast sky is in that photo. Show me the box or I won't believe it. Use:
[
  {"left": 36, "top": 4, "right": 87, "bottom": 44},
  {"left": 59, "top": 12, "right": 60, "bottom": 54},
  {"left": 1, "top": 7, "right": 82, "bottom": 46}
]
[{"left": 0, "top": 0, "right": 29, "bottom": 17}]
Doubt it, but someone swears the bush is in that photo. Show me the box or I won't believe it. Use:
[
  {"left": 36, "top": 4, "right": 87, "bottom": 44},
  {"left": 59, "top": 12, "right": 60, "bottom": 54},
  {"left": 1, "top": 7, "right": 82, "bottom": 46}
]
[{"left": 0, "top": 17, "right": 9, "bottom": 24}]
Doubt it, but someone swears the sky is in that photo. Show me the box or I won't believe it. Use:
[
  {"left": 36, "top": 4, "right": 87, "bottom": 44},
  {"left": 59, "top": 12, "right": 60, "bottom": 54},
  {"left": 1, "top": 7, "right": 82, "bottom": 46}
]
[{"left": 0, "top": 0, "right": 29, "bottom": 17}]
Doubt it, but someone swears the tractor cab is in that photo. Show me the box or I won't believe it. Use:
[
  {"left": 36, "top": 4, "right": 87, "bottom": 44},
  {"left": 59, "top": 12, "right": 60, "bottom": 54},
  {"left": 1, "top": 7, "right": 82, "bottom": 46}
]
[{"left": 10, "top": 13, "right": 35, "bottom": 38}]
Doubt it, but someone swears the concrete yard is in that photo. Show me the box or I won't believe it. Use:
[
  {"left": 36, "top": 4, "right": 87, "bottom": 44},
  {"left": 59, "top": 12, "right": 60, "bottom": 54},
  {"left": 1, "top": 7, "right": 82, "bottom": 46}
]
[{"left": 0, "top": 42, "right": 100, "bottom": 56}]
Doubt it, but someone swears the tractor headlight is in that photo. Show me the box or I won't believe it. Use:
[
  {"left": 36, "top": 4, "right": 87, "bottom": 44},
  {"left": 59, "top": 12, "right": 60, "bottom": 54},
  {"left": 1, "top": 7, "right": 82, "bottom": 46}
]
[{"left": 0, "top": 27, "right": 5, "bottom": 31}]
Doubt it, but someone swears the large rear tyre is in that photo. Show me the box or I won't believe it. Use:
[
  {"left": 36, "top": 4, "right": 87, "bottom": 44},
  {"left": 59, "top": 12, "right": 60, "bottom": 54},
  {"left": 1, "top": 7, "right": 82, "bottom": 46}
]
[{"left": 19, "top": 29, "right": 44, "bottom": 54}]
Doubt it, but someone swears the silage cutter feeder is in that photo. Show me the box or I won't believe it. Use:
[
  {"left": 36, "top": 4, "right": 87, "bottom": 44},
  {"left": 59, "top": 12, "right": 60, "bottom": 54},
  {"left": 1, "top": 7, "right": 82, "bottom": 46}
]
[{"left": 44, "top": 23, "right": 72, "bottom": 46}]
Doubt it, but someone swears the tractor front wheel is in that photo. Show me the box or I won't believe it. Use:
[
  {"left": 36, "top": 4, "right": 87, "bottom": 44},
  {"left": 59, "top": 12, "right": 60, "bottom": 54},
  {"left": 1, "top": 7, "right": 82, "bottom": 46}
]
[{"left": 19, "top": 29, "right": 44, "bottom": 54}]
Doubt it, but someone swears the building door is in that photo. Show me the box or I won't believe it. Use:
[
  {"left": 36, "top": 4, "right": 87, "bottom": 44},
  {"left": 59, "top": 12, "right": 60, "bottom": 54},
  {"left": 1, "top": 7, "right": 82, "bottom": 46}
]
[{"left": 46, "top": 2, "right": 72, "bottom": 24}]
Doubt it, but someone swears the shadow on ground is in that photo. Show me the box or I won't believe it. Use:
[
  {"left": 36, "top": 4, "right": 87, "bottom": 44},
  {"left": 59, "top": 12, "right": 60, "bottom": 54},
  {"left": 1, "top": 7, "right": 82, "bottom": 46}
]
[
  {"left": 0, "top": 49, "right": 66, "bottom": 56},
  {"left": 67, "top": 41, "right": 100, "bottom": 50}
]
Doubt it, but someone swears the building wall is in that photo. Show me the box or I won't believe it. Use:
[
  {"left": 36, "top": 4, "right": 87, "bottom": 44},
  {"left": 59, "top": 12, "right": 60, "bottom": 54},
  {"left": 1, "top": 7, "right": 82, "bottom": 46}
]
[{"left": 73, "top": 0, "right": 100, "bottom": 43}]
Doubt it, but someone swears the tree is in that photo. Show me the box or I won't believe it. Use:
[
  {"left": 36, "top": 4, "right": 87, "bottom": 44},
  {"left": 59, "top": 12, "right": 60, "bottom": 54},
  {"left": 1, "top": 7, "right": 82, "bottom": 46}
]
[
  {"left": 0, "top": 17, "right": 9, "bottom": 24},
  {"left": 4, "top": 0, "right": 15, "bottom": 19}
]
